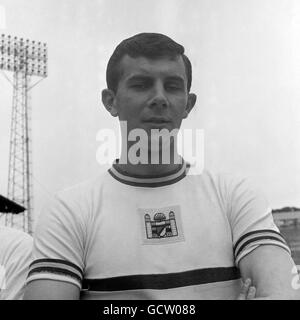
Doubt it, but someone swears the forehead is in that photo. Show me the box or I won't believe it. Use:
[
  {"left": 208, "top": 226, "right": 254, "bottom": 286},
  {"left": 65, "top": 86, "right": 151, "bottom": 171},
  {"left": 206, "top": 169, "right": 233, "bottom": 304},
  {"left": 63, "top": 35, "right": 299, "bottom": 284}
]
[{"left": 118, "top": 55, "right": 187, "bottom": 81}]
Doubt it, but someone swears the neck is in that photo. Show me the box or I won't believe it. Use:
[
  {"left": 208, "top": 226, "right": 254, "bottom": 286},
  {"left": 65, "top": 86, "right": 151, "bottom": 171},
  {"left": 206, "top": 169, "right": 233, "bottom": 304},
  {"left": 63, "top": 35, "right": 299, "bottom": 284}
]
[{"left": 117, "top": 140, "right": 183, "bottom": 177}]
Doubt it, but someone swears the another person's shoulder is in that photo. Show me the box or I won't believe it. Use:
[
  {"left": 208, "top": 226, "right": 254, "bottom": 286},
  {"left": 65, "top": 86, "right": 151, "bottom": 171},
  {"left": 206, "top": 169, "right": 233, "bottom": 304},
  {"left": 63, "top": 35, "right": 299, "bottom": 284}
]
[
  {"left": 0, "top": 226, "right": 32, "bottom": 271},
  {"left": 0, "top": 226, "right": 32, "bottom": 253},
  {"left": 0, "top": 226, "right": 33, "bottom": 300}
]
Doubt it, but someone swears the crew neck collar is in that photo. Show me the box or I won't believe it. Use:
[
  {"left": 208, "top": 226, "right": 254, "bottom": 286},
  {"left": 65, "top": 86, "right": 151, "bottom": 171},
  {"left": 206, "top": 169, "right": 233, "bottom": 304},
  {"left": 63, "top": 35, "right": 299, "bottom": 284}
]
[{"left": 108, "top": 159, "right": 190, "bottom": 188}]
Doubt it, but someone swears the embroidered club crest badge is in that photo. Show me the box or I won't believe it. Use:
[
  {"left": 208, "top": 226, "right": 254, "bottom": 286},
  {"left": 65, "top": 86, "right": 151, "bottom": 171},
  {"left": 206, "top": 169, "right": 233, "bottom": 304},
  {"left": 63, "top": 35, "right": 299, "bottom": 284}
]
[
  {"left": 144, "top": 211, "right": 178, "bottom": 239},
  {"left": 139, "top": 205, "right": 185, "bottom": 245}
]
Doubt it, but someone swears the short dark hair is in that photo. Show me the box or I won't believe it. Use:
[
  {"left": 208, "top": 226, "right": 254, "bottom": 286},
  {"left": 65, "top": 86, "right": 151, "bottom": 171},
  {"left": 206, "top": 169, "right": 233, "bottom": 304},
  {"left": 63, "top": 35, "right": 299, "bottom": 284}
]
[{"left": 106, "top": 33, "right": 192, "bottom": 93}]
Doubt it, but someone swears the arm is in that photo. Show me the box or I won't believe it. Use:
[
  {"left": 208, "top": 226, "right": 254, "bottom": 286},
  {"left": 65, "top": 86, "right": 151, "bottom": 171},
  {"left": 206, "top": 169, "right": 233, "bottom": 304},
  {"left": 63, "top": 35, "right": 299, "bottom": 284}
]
[
  {"left": 224, "top": 175, "right": 299, "bottom": 299},
  {"left": 24, "top": 191, "right": 86, "bottom": 300},
  {"left": 239, "top": 245, "right": 299, "bottom": 299},
  {"left": 24, "top": 280, "right": 80, "bottom": 300}
]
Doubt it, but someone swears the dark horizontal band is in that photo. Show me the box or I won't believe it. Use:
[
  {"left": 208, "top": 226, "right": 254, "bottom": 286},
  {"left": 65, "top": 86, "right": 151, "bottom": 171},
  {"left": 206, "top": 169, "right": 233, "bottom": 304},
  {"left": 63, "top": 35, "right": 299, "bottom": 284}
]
[
  {"left": 108, "top": 169, "right": 189, "bottom": 188},
  {"left": 29, "top": 259, "right": 83, "bottom": 276},
  {"left": 82, "top": 267, "right": 240, "bottom": 292},
  {"left": 234, "top": 229, "right": 285, "bottom": 252},
  {"left": 108, "top": 159, "right": 190, "bottom": 188},
  {"left": 235, "top": 235, "right": 287, "bottom": 258},
  {"left": 28, "top": 266, "right": 82, "bottom": 283}
]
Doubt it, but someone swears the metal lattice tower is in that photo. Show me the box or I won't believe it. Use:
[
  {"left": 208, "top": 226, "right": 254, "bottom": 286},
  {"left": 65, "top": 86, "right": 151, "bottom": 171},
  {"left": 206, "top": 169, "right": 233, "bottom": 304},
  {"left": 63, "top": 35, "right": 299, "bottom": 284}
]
[{"left": 0, "top": 34, "right": 48, "bottom": 234}]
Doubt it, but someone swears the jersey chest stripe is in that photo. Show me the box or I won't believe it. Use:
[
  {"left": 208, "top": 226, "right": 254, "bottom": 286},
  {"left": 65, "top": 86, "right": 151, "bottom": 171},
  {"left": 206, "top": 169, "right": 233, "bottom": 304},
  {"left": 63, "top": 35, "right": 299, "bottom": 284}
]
[{"left": 82, "top": 266, "right": 240, "bottom": 291}]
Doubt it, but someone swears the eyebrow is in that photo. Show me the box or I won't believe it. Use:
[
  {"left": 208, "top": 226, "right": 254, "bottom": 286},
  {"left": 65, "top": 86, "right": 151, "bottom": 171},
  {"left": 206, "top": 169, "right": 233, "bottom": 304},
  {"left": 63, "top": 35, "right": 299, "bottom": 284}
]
[
  {"left": 126, "top": 75, "right": 152, "bottom": 82},
  {"left": 164, "top": 76, "right": 185, "bottom": 84},
  {"left": 126, "top": 75, "right": 185, "bottom": 83}
]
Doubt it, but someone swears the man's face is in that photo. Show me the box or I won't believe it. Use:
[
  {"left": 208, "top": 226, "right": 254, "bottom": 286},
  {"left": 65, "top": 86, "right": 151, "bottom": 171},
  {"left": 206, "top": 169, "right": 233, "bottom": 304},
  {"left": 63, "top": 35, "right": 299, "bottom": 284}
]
[{"left": 111, "top": 54, "right": 196, "bottom": 136}]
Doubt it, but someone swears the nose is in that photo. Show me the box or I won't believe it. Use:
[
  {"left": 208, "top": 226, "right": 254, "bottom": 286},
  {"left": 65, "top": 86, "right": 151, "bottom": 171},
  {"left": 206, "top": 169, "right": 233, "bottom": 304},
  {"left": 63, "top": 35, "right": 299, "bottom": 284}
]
[{"left": 149, "top": 83, "right": 169, "bottom": 109}]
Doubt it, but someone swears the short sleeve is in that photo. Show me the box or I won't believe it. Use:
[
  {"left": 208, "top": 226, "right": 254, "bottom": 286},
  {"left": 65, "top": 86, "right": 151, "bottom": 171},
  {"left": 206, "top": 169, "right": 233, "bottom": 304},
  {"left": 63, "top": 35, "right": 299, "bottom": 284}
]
[
  {"left": 27, "top": 192, "right": 87, "bottom": 289},
  {"left": 227, "top": 176, "right": 291, "bottom": 266}
]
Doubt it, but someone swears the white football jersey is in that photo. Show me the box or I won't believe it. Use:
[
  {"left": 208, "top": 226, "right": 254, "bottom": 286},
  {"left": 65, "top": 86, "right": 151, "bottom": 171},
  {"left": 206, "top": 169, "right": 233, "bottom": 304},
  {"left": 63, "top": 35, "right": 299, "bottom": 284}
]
[{"left": 27, "top": 161, "right": 290, "bottom": 299}]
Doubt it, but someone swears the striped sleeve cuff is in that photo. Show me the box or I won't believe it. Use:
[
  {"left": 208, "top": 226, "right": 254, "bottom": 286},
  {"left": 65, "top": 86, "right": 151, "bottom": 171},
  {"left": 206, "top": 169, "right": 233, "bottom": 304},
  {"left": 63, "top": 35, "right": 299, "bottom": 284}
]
[
  {"left": 26, "top": 259, "right": 83, "bottom": 289},
  {"left": 234, "top": 229, "right": 291, "bottom": 265}
]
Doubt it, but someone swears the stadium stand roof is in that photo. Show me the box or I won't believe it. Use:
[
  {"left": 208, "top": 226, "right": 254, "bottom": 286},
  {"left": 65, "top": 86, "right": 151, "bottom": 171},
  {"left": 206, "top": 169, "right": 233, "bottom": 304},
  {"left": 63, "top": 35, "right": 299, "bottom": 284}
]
[{"left": 0, "top": 194, "right": 25, "bottom": 214}]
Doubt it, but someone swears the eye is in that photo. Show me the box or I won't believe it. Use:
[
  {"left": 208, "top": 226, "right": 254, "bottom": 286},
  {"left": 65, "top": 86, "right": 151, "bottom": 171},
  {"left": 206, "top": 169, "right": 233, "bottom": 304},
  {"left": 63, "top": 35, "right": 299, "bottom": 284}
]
[
  {"left": 132, "top": 83, "right": 146, "bottom": 88},
  {"left": 165, "top": 83, "right": 182, "bottom": 91},
  {"left": 130, "top": 83, "right": 150, "bottom": 90}
]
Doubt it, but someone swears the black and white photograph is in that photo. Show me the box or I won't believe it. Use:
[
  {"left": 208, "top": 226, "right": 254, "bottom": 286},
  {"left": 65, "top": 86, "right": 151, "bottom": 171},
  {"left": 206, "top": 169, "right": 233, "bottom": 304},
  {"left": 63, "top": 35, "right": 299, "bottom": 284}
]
[{"left": 0, "top": 0, "right": 300, "bottom": 304}]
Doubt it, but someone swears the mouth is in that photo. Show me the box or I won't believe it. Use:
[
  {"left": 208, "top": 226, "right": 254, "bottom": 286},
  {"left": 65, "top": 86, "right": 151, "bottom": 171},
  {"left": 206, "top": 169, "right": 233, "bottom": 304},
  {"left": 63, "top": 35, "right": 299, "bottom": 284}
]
[{"left": 143, "top": 118, "right": 171, "bottom": 124}]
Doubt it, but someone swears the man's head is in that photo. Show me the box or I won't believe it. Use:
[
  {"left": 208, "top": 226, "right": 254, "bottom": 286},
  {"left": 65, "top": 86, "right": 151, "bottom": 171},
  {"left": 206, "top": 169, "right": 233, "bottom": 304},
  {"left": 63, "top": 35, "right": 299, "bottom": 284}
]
[
  {"left": 106, "top": 33, "right": 192, "bottom": 94},
  {"left": 102, "top": 33, "right": 197, "bottom": 142}
]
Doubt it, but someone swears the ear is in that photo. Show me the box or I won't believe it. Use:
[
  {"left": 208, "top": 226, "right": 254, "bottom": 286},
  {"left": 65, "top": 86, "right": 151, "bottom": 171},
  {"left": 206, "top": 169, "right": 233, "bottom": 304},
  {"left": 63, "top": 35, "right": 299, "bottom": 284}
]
[
  {"left": 183, "top": 93, "right": 197, "bottom": 119},
  {"left": 101, "top": 89, "right": 118, "bottom": 117}
]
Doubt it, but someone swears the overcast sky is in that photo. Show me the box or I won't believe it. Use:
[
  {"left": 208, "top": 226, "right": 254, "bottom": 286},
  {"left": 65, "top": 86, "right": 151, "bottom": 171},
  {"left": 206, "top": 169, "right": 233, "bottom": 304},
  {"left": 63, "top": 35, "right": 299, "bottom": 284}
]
[{"left": 0, "top": 0, "right": 299, "bottom": 221}]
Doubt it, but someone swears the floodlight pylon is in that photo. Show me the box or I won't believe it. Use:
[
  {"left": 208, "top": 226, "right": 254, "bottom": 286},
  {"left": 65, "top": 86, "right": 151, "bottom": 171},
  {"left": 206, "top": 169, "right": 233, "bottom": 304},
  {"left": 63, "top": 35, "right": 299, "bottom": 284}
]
[{"left": 0, "top": 34, "right": 48, "bottom": 234}]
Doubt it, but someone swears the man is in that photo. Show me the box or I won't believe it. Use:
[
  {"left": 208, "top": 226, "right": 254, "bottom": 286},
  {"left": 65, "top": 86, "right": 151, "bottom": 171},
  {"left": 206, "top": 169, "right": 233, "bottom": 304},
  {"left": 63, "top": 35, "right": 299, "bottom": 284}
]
[
  {"left": 25, "top": 33, "right": 298, "bottom": 299},
  {"left": 0, "top": 226, "right": 33, "bottom": 299}
]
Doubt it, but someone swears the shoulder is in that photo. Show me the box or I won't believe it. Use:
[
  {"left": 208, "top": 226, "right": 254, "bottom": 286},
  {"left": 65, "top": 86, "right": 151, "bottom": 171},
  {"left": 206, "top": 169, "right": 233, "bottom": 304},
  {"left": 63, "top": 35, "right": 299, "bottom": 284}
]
[
  {"left": 0, "top": 226, "right": 32, "bottom": 263},
  {"left": 36, "top": 170, "right": 111, "bottom": 229},
  {"left": 204, "top": 170, "right": 269, "bottom": 213},
  {"left": 187, "top": 167, "right": 251, "bottom": 195},
  {"left": 55, "top": 169, "right": 111, "bottom": 203},
  {"left": 0, "top": 227, "right": 33, "bottom": 300},
  {"left": 0, "top": 226, "right": 32, "bottom": 250},
  {"left": 187, "top": 168, "right": 268, "bottom": 214}
]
